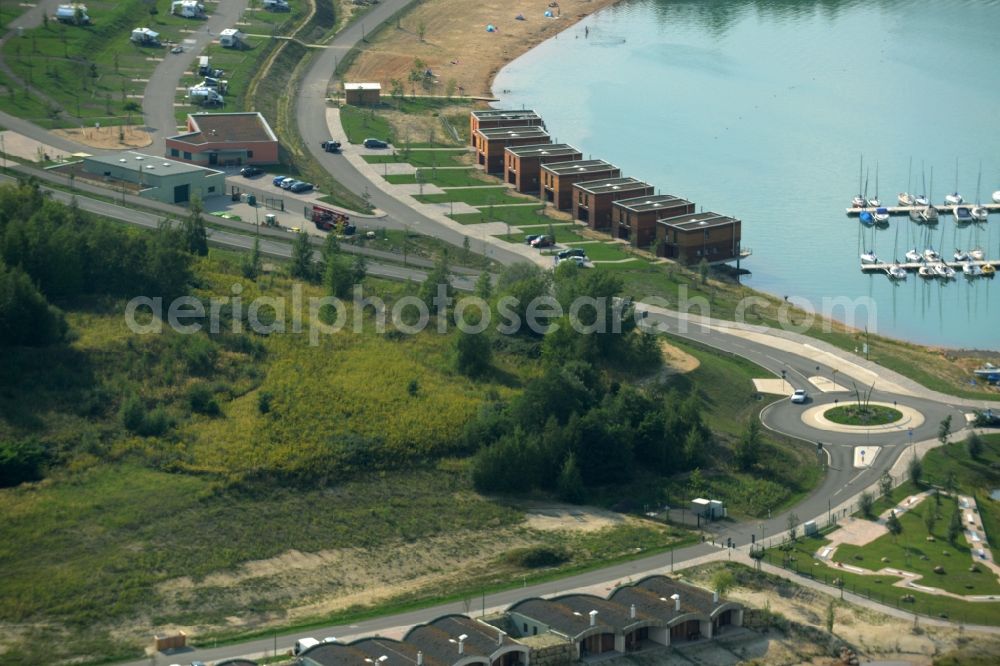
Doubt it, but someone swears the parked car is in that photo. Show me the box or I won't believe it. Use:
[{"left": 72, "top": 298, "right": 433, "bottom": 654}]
[
  {"left": 280, "top": 178, "right": 299, "bottom": 190},
  {"left": 363, "top": 138, "right": 388, "bottom": 149},
  {"left": 530, "top": 235, "right": 553, "bottom": 248},
  {"left": 321, "top": 139, "right": 342, "bottom": 153},
  {"left": 790, "top": 389, "right": 808, "bottom": 404},
  {"left": 561, "top": 255, "right": 588, "bottom": 267},
  {"left": 557, "top": 248, "right": 586, "bottom": 260},
  {"left": 170, "top": 45, "right": 184, "bottom": 54},
  {"left": 290, "top": 181, "right": 314, "bottom": 193},
  {"left": 273, "top": 175, "right": 288, "bottom": 186},
  {"left": 240, "top": 165, "right": 263, "bottom": 177},
  {"left": 524, "top": 234, "right": 540, "bottom": 245}
]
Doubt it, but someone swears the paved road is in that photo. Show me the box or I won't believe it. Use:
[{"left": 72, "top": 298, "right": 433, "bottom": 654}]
[
  {"left": 142, "top": 1, "right": 251, "bottom": 154},
  {"left": 293, "top": 0, "right": 532, "bottom": 267}
]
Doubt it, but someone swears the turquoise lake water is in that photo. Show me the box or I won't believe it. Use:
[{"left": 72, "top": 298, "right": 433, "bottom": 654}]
[{"left": 493, "top": 0, "right": 1000, "bottom": 350}]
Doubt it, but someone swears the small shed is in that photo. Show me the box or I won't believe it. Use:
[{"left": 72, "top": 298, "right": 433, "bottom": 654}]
[
  {"left": 344, "top": 82, "right": 381, "bottom": 105},
  {"left": 691, "top": 498, "right": 725, "bottom": 520}
]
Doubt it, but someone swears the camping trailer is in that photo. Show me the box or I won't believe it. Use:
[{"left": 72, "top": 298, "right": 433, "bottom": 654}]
[
  {"left": 263, "top": 0, "right": 291, "bottom": 11},
  {"left": 130, "top": 28, "right": 161, "bottom": 46},
  {"left": 171, "top": 0, "right": 205, "bottom": 18},
  {"left": 188, "top": 87, "right": 224, "bottom": 106},
  {"left": 218, "top": 28, "right": 245, "bottom": 48},
  {"left": 55, "top": 4, "right": 90, "bottom": 24}
]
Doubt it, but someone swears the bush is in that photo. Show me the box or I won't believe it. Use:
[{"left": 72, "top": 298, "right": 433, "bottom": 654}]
[
  {"left": 120, "top": 395, "right": 146, "bottom": 433},
  {"left": 859, "top": 491, "right": 875, "bottom": 518},
  {"left": 504, "top": 546, "right": 570, "bottom": 569},
  {"left": 0, "top": 439, "right": 47, "bottom": 487},
  {"left": 188, "top": 383, "right": 220, "bottom": 416},
  {"left": 258, "top": 391, "right": 273, "bottom": 414}
]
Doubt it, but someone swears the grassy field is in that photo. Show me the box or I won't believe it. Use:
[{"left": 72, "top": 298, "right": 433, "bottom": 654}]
[
  {"left": 385, "top": 168, "right": 490, "bottom": 187},
  {"left": 340, "top": 104, "right": 393, "bottom": 143},
  {"left": 414, "top": 186, "right": 536, "bottom": 207},
  {"left": 824, "top": 404, "right": 903, "bottom": 425},
  {"left": 762, "top": 535, "right": 1000, "bottom": 625},
  {"left": 565, "top": 242, "right": 635, "bottom": 262},
  {"left": 363, "top": 149, "right": 471, "bottom": 168}
]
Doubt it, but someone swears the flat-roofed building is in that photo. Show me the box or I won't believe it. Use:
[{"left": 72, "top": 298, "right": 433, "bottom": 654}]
[
  {"left": 166, "top": 112, "right": 279, "bottom": 167},
  {"left": 82, "top": 151, "right": 225, "bottom": 204},
  {"left": 572, "top": 177, "right": 654, "bottom": 230},
  {"left": 503, "top": 143, "right": 582, "bottom": 194},
  {"left": 655, "top": 212, "right": 744, "bottom": 265},
  {"left": 344, "top": 82, "right": 381, "bottom": 105},
  {"left": 612, "top": 194, "right": 696, "bottom": 247},
  {"left": 474, "top": 126, "right": 550, "bottom": 174},
  {"left": 540, "top": 160, "right": 620, "bottom": 210},
  {"left": 469, "top": 109, "right": 543, "bottom": 146}
]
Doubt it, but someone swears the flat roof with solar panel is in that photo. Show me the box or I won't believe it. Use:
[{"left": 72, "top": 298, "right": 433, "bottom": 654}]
[
  {"left": 504, "top": 143, "right": 580, "bottom": 158},
  {"left": 475, "top": 126, "right": 550, "bottom": 141},
  {"left": 541, "top": 159, "right": 618, "bottom": 176},
  {"left": 574, "top": 177, "right": 652, "bottom": 195},
  {"left": 470, "top": 109, "right": 541, "bottom": 121},
  {"left": 658, "top": 212, "right": 740, "bottom": 231},
  {"left": 615, "top": 194, "right": 694, "bottom": 213}
]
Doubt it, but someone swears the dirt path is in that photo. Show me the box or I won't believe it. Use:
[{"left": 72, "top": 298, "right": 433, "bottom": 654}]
[{"left": 344, "top": 0, "right": 621, "bottom": 97}]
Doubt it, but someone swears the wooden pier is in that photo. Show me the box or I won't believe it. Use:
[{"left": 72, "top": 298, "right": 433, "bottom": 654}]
[
  {"left": 860, "top": 260, "right": 1000, "bottom": 273},
  {"left": 845, "top": 202, "right": 1000, "bottom": 216}
]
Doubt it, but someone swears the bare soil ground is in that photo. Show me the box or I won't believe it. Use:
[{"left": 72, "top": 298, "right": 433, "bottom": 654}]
[
  {"left": 380, "top": 102, "right": 477, "bottom": 147},
  {"left": 523, "top": 502, "right": 628, "bottom": 532},
  {"left": 344, "top": 0, "right": 621, "bottom": 97},
  {"left": 52, "top": 125, "right": 152, "bottom": 150}
]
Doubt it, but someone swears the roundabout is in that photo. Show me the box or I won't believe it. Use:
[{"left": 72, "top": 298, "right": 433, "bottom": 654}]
[{"left": 799, "top": 400, "right": 925, "bottom": 434}]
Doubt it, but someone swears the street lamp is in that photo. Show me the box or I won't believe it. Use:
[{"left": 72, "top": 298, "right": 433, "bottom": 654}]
[
  {"left": 781, "top": 369, "right": 787, "bottom": 392},
  {"left": 135, "top": 156, "right": 144, "bottom": 187},
  {"left": 832, "top": 369, "right": 839, "bottom": 391}
]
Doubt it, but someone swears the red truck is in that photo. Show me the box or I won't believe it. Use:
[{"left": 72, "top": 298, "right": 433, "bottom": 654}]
[{"left": 310, "top": 204, "right": 355, "bottom": 234}]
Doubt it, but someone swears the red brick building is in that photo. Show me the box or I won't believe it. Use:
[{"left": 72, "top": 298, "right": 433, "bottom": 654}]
[
  {"left": 344, "top": 82, "right": 381, "bottom": 105},
  {"left": 503, "top": 143, "right": 582, "bottom": 194},
  {"left": 474, "top": 126, "right": 550, "bottom": 174},
  {"left": 541, "top": 160, "right": 620, "bottom": 210},
  {"left": 656, "top": 213, "right": 744, "bottom": 265},
  {"left": 469, "top": 109, "right": 543, "bottom": 146},
  {"left": 166, "top": 112, "right": 279, "bottom": 167},
  {"left": 572, "top": 177, "right": 655, "bottom": 230},
  {"left": 612, "top": 194, "right": 695, "bottom": 248}
]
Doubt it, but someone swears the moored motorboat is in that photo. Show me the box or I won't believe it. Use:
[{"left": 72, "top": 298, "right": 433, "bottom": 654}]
[
  {"left": 993, "top": 190, "right": 1000, "bottom": 204},
  {"left": 914, "top": 194, "right": 929, "bottom": 206},
  {"left": 974, "top": 363, "right": 1000, "bottom": 380},
  {"left": 953, "top": 205, "right": 973, "bottom": 224},
  {"left": 898, "top": 192, "right": 915, "bottom": 206},
  {"left": 918, "top": 265, "right": 937, "bottom": 279},
  {"left": 905, "top": 248, "right": 922, "bottom": 263},
  {"left": 971, "top": 205, "right": 989, "bottom": 222},
  {"left": 859, "top": 210, "right": 874, "bottom": 227},
  {"left": 983, "top": 263, "right": 996, "bottom": 277},
  {"left": 933, "top": 263, "right": 956, "bottom": 279},
  {"left": 970, "top": 248, "right": 985, "bottom": 261},
  {"left": 852, "top": 195, "right": 866, "bottom": 209},
  {"left": 873, "top": 207, "right": 890, "bottom": 224},
  {"left": 945, "top": 192, "right": 964, "bottom": 205},
  {"left": 962, "top": 261, "right": 983, "bottom": 277},
  {"left": 886, "top": 264, "right": 907, "bottom": 280},
  {"left": 860, "top": 250, "right": 879, "bottom": 264},
  {"left": 954, "top": 249, "right": 970, "bottom": 262},
  {"left": 923, "top": 247, "right": 941, "bottom": 262}
]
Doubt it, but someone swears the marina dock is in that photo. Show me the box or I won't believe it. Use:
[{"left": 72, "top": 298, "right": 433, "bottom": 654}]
[
  {"left": 845, "top": 202, "right": 1000, "bottom": 216},
  {"left": 860, "top": 260, "right": 1000, "bottom": 273}
]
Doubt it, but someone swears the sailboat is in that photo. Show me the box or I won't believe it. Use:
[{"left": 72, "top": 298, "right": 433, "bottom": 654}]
[
  {"left": 993, "top": 190, "right": 1000, "bottom": 204},
  {"left": 923, "top": 247, "right": 941, "bottom": 262},
  {"left": 886, "top": 264, "right": 908, "bottom": 280},
  {"left": 933, "top": 263, "right": 956, "bottom": 279},
  {"left": 868, "top": 162, "right": 882, "bottom": 207},
  {"left": 918, "top": 265, "right": 937, "bottom": 279},
  {"left": 873, "top": 207, "right": 890, "bottom": 225},
  {"left": 970, "top": 164, "right": 988, "bottom": 222},
  {"left": 898, "top": 157, "right": 915, "bottom": 206},
  {"left": 919, "top": 167, "right": 939, "bottom": 224},
  {"left": 955, "top": 249, "right": 970, "bottom": 262},
  {"left": 945, "top": 158, "right": 963, "bottom": 205},
  {"left": 860, "top": 250, "right": 879, "bottom": 264},
  {"left": 905, "top": 248, "right": 922, "bottom": 263},
  {"left": 852, "top": 155, "right": 866, "bottom": 209},
  {"left": 858, "top": 168, "right": 874, "bottom": 226},
  {"left": 914, "top": 162, "right": 929, "bottom": 206},
  {"left": 962, "top": 261, "right": 983, "bottom": 278}
]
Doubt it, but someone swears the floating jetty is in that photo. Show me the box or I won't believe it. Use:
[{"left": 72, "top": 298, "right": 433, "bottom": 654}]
[
  {"left": 845, "top": 202, "right": 1000, "bottom": 216},
  {"left": 860, "top": 260, "right": 1000, "bottom": 273}
]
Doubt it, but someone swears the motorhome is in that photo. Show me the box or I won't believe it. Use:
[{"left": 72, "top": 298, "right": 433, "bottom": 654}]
[
  {"left": 218, "top": 28, "right": 245, "bottom": 48},
  {"left": 130, "top": 27, "right": 161, "bottom": 46},
  {"left": 171, "top": 0, "right": 205, "bottom": 18},
  {"left": 55, "top": 4, "right": 90, "bottom": 25},
  {"left": 188, "top": 87, "right": 224, "bottom": 106}
]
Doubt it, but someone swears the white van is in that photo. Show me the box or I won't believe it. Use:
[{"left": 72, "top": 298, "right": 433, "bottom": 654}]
[{"left": 293, "top": 637, "right": 320, "bottom": 655}]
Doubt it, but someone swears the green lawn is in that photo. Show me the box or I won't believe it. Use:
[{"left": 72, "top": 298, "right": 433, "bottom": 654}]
[
  {"left": 414, "top": 187, "right": 535, "bottom": 207},
  {"left": 834, "top": 494, "right": 1000, "bottom": 596},
  {"left": 566, "top": 242, "right": 635, "bottom": 262},
  {"left": 921, "top": 433, "right": 1000, "bottom": 543},
  {"left": 363, "top": 149, "right": 471, "bottom": 168},
  {"left": 385, "top": 168, "right": 490, "bottom": 187},
  {"left": 825, "top": 404, "right": 903, "bottom": 426},
  {"left": 763, "top": 535, "right": 1000, "bottom": 625},
  {"left": 340, "top": 104, "right": 393, "bottom": 144},
  {"left": 498, "top": 226, "right": 586, "bottom": 244}
]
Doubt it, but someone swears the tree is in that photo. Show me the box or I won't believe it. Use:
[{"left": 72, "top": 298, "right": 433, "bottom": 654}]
[
  {"left": 389, "top": 78, "right": 404, "bottom": 107},
  {"left": 967, "top": 432, "right": 983, "bottom": 460},
  {"left": 947, "top": 505, "right": 962, "bottom": 546},
  {"left": 0, "top": 259, "right": 67, "bottom": 346},
  {"left": 0, "top": 439, "right": 47, "bottom": 487},
  {"left": 417, "top": 20, "right": 427, "bottom": 42},
  {"left": 908, "top": 455, "right": 923, "bottom": 486},
  {"left": 858, "top": 491, "right": 875, "bottom": 519},
  {"left": 886, "top": 510, "right": 902, "bottom": 543},
  {"left": 324, "top": 254, "right": 352, "bottom": 298},
  {"left": 474, "top": 270, "right": 491, "bottom": 300},
  {"left": 734, "top": 418, "right": 761, "bottom": 471},
  {"left": 787, "top": 511, "right": 799, "bottom": 542},
  {"left": 556, "top": 452, "right": 585, "bottom": 504},
  {"left": 825, "top": 600, "right": 835, "bottom": 634},
  {"left": 712, "top": 569, "right": 735, "bottom": 596},
  {"left": 181, "top": 196, "right": 208, "bottom": 256},
  {"left": 290, "top": 229, "right": 316, "bottom": 281},
  {"left": 698, "top": 257, "right": 709, "bottom": 284},
  {"left": 420, "top": 253, "right": 453, "bottom": 311},
  {"left": 879, "top": 470, "right": 893, "bottom": 499},
  {"left": 923, "top": 498, "right": 936, "bottom": 534},
  {"left": 351, "top": 254, "right": 367, "bottom": 285},
  {"left": 455, "top": 323, "right": 491, "bottom": 378},
  {"left": 42, "top": 12, "right": 49, "bottom": 30},
  {"left": 241, "top": 236, "right": 262, "bottom": 280},
  {"left": 938, "top": 414, "right": 952, "bottom": 446}
]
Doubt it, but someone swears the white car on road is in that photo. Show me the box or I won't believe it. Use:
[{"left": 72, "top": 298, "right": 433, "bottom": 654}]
[{"left": 790, "top": 389, "right": 808, "bottom": 404}]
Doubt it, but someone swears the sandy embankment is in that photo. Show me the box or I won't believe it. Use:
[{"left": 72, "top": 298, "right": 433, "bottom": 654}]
[{"left": 345, "top": 0, "right": 621, "bottom": 98}]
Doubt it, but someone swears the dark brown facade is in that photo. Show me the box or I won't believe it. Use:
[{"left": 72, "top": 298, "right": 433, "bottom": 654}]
[
  {"left": 656, "top": 213, "right": 743, "bottom": 265},
  {"left": 572, "top": 177, "right": 655, "bottom": 230},
  {"left": 541, "top": 160, "right": 621, "bottom": 210},
  {"left": 474, "top": 126, "right": 550, "bottom": 174},
  {"left": 469, "top": 109, "right": 543, "bottom": 146},
  {"left": 612, "top": 194, "right": 695, "bottom": 248},
  {"left": 504, "top": 143, "right": 582, "bottom": 193}
]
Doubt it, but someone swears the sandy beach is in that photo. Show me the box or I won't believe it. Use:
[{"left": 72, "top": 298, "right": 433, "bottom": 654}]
[{"left": 343, "top": 0, "right": 621, "bottom": 98}]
